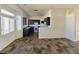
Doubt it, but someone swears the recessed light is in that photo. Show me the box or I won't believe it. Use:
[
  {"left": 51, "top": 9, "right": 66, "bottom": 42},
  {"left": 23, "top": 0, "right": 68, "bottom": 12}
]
[
  {"left": 34, "top": 10, "right": 38, "bottom": 11},
  {"left": 23, "top": 4, "right": 26, "bottom": 6}
]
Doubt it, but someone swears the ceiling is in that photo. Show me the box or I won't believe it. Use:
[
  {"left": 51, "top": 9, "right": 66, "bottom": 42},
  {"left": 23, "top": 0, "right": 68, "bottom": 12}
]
[{"left": 18, "top": 4, "right": 79, "bottom": 17}]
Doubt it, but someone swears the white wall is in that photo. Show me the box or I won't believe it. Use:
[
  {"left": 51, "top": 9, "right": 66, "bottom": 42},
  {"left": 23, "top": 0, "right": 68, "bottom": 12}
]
[
  {"left": 39, "top": 9, "right": 66, "bottom": 39},
  {"left": 51, "top": 9, "right": 66, "bottom": 38},
  {"left": 0, "top": 5, "right": 26, "bottom": 51},
  {"left": 0, "top": 31, "right": 23, "bottom": 51}
]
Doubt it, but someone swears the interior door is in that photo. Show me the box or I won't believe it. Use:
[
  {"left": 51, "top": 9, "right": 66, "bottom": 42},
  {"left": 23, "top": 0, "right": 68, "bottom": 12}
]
[{"left": 65, "top": 13, "right": 76, "bottom": 41}]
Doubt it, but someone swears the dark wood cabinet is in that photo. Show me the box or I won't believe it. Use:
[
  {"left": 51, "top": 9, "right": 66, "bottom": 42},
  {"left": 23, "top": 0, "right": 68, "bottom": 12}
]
[
  {"left": 44, "top": 17, "right": 50, "bottom": 26},
  {"left": 28, "top": 20, "right": 40, "bottom": 25},
  {"left": 23, "top": 17, "right": 27, "bottom": 25}
]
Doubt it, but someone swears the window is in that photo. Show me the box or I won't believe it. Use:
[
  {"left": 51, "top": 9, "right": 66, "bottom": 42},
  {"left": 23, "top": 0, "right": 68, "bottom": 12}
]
[
  {"left": 1, "top": 16, "right": 10, "bottom": 34},
  {"left": 16, "top": 16, "right": 22, "bottom": 30},
  {"left": 1, "top": 9, "right": 15, "bottom": 35},
  {"left": 9, "top": 18, "right": 15, "bottom": 32},
  {"left": 0, "top": 9, "right": 22, "bottom": 35}
]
